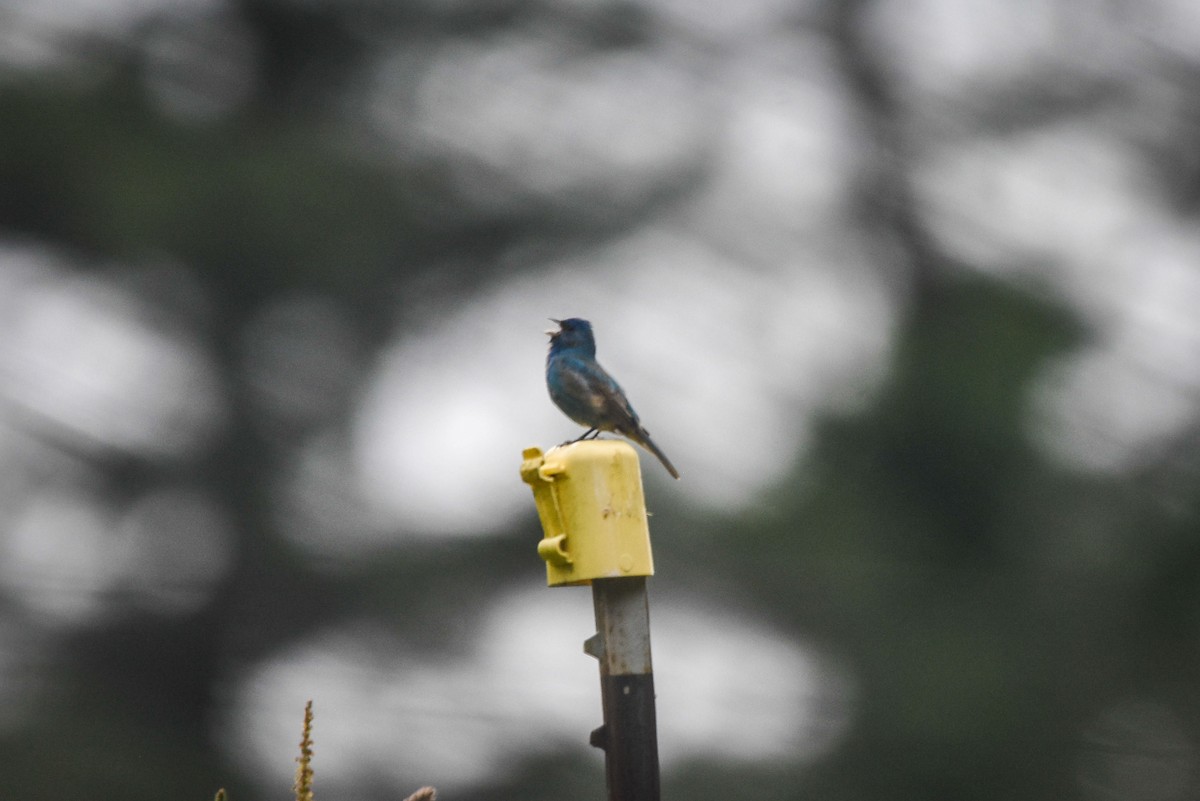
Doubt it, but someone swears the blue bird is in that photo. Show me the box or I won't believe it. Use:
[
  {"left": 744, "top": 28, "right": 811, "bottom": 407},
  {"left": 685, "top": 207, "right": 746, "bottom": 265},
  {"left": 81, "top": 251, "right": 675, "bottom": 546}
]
[{"left": 545, "top": 318, "right": 680, "bottom": 479}]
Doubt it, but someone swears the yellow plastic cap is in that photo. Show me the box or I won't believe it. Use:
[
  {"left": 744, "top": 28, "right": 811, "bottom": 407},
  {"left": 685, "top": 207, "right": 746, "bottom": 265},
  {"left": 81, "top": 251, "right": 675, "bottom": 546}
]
[{"left": 520, "top": 440, "right": 655, "bottom": 586}]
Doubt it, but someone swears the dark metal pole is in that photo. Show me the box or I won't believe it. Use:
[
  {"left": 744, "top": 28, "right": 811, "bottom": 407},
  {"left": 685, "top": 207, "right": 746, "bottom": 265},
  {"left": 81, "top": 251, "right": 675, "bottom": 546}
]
[{"left": 585, "top": 576, "right": 660, "bottom": 801}]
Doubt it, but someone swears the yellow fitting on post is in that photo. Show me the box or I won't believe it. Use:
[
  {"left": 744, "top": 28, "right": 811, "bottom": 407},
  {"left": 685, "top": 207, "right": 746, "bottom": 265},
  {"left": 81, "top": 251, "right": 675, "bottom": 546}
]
[{"left": 520, "top": 440, "right": 655, "bottom": 587}]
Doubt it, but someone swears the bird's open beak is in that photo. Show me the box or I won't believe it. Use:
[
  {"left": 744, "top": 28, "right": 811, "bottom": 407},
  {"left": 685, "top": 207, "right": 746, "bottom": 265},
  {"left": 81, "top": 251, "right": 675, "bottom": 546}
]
[{"left": 545, "top": 318, "right": 562, "bottom": 337}]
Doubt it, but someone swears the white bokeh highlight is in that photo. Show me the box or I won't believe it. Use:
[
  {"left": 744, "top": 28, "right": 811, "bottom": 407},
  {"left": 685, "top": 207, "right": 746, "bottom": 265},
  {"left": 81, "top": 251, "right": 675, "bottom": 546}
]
[{"left": 0, "top": 251, "right": 226, "bottom": 461}]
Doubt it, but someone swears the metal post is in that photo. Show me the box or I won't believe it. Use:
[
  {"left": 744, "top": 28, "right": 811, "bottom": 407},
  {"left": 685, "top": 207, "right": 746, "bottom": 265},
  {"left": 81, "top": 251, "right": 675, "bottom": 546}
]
[
  {"left": 521, "top": 442, "right": 661, "bottom": 801},
  {"left": 584, "top": 576, "right": 660, "bottom": 801}
]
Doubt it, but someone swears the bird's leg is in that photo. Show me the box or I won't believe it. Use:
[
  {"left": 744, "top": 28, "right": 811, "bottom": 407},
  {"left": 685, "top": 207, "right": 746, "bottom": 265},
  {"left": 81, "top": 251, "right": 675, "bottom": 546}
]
[
  {"left": 571, "top": 428, "right": 598, "bottom": 442},
  {"left": 559, "top": 428, "right": 597, "bottom": 447}
]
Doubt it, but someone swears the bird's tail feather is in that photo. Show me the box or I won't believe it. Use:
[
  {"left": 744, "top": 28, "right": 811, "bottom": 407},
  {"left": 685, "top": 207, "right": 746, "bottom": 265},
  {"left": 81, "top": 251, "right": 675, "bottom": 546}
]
[{"left": 632, "top": 429, "right": 680, "bottom": 479}]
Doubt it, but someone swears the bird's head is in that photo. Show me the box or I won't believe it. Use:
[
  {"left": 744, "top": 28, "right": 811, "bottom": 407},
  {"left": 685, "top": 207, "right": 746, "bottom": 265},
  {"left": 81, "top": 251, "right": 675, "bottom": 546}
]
[{"left": 546, "top": 317, "right": 596, "bottom": 354}]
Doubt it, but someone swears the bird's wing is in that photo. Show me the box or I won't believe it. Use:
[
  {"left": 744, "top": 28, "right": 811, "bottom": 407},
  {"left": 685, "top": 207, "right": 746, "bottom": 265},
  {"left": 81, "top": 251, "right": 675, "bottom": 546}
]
[
  {"left": 555, "top": 359, "right": 602, "bottom": 407},
  {"left": 590, "top": 370, "right": 641, "bottom": 429},
  {"left": 558, "top": 356, "right": 640, "bottom": 429}
]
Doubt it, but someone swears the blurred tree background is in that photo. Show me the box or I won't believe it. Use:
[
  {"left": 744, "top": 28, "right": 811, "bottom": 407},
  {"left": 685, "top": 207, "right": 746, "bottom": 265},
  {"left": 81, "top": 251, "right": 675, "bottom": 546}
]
[{"left": 0, "top": 0, "right": 1199, "bottom": 800}]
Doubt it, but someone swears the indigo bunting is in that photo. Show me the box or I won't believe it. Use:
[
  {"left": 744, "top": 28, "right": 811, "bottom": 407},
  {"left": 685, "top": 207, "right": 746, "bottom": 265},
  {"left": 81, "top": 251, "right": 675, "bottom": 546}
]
[{"left": 545, "top": 317, "right": 680, "bottom": 479}]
